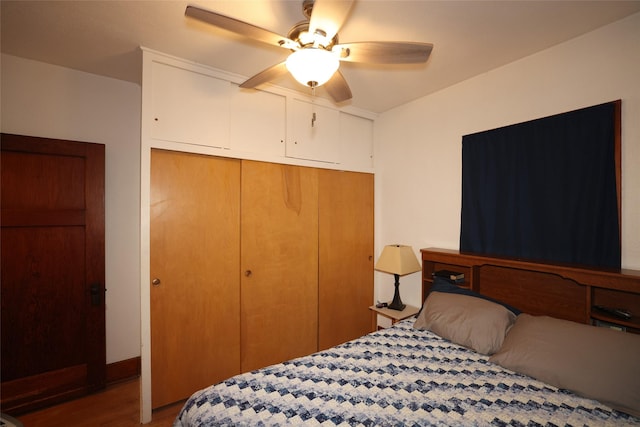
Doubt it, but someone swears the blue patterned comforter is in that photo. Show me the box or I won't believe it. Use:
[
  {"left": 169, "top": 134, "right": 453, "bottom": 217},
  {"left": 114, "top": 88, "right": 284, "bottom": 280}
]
[{"left": 174, "top": 320, "right": 640, "bottom": 426}]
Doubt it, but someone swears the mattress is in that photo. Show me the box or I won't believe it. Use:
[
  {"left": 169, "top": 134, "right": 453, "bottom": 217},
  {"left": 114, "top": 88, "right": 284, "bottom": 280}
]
[{"left": 174, "top": 319, "right": 640, "bottom": 426}]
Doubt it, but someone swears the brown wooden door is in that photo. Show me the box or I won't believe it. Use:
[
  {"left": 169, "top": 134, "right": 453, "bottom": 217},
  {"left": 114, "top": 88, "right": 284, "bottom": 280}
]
[
  {"left": 318, "top": 170, "right": 374, "bottom": 350},
  {"left": 1, "top": 133, "right": 105, "bottom": 414},
  {"left": 150, "top": 149, "right": 241, "bottom": 409},
  {"left": 240, "top": 161, "right": 319, "bottom": 372}
]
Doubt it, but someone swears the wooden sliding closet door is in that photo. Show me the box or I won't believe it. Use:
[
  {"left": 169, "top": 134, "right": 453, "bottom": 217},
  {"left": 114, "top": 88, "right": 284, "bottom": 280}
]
[
  {"left": 150, "top": 149, "right": 241, "bottom": 408},
  {"left": 318, "top": 170, "right": 374, "bottom": 350},
  {"left": 240, "top": 161, "right": 319, "bottom": 372}
]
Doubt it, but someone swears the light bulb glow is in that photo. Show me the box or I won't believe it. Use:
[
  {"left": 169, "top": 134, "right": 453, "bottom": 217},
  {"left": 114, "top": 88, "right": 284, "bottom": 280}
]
[{"left": 286, "top": 48, "right": 339, "bottom": 88}]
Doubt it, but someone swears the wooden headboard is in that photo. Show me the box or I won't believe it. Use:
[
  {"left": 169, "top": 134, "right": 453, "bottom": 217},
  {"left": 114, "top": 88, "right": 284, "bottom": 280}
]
[{"left": 421, "top": 248, "right": 640, "bottom": 333}]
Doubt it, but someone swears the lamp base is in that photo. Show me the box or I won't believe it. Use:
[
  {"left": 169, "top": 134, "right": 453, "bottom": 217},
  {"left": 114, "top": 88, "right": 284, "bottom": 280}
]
[
  {"left": 387, "top": 274, "right": 406, "bottom": 311},
  {"left": 387, "top": 300, "right": 406, "bottom": 311}
]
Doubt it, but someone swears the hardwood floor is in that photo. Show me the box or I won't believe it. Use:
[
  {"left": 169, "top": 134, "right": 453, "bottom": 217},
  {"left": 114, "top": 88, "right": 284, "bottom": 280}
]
[{"left": 14, "top": 378, "right": 183, "bottom": 426}]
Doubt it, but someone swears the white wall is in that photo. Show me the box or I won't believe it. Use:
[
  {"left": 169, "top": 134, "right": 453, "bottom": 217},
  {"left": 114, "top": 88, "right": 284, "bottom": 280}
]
[
  {"left": 374, "top": 12, "right": 640, "bottom": 309},
  {"left": 1, "top": 54, "right": 142, "bottom": 364}
]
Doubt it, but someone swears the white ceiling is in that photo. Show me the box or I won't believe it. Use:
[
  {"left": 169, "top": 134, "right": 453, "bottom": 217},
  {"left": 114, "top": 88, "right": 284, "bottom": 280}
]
[{"left": 2, "top": 0, "right": 640, "bottom": 113}]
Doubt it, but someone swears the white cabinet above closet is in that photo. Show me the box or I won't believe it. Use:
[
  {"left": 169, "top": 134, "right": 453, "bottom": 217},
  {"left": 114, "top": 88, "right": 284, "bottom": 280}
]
[
  {"left": 150, "top": 61, "right": 230, "bottom": 148},
  {"left": 287, "top": 99, "right": 340, "bottom": 163},
  {"left": 142, "top": 49, "right": 375, "bottom": 172},
  {"left": 340, "top": 112, "right": 373, "bottom": 170},
  {"left": 229, "top": 87, "right": 286, "bottom": 157}
]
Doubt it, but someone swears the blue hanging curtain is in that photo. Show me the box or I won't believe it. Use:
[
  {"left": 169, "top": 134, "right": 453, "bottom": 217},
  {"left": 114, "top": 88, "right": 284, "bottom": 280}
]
[{"left": 460, "top": 102, "right": 620, "bottom": 269}]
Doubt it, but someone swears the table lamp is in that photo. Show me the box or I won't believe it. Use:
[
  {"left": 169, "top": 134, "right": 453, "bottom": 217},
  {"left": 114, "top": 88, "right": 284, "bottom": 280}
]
[{"left": 375, "top": 244, "right": 421, "bottom": 310}]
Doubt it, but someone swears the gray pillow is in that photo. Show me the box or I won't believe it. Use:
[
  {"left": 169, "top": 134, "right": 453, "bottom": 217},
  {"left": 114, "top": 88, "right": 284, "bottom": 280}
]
[
  {"left": 489, "top": 313, "right": 640, "bottom": 417},
  {"left": 413, "top": 291, "right": 516, "bottom": 355}
]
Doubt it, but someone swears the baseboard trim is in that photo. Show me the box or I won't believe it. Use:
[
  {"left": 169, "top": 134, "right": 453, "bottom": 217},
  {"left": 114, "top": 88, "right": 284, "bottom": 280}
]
[{"left": 106, "top": 357, "right": 140, "bottom": 384}]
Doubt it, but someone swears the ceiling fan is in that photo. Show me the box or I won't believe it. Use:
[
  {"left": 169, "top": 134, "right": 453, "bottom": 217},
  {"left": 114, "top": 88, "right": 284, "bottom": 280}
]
[{"left": 185, "top": 0, "right": 433, "bottom": 103}]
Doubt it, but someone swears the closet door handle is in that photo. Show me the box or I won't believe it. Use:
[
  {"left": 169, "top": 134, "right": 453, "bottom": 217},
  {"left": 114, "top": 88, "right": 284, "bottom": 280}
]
[
  {"left": 152, "top": 278, "right": 161, "bottom": 286},
  {"left": 244, "top": 270, "right": 252, "bottom": 277}
]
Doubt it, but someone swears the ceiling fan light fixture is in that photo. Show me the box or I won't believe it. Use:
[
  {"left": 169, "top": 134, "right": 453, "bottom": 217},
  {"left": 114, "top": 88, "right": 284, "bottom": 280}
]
[{"left": 286, "top": 48, "right": 339, "bottom": 88}]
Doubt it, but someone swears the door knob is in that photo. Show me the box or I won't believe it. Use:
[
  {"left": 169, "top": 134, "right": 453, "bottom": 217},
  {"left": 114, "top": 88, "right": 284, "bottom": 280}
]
[
  {"left": 90, "top": 283, "right": 103, "bottom": 306},
  {"left": 244, "top": 270, "right": 252, "bottom": 277},
  {"left": 152, "top": 278, "right": 161, "bottom": 286}
]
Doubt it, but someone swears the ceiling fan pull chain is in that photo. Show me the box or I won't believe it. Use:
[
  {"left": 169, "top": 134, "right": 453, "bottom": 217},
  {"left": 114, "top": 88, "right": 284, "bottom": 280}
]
[{"left": 310, "top": 85, "right": 317, "bottom": 127}]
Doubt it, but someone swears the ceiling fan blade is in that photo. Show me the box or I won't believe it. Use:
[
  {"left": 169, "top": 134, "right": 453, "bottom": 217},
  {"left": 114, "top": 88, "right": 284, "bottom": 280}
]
[
  {"left": 185, "top": 5, "right": 299, "bottom": 49},
  {"left": 334, "top": 41, "right": 433, "bottom": 64},
  {"left": 239, "top": 62, "right": 289, "bottom": 89},
  {"left": 308, "top": 0, "right": 355, "bottom": 43},
  {"left": 324, "top": 70, "right": 352, "bottom": 103}
]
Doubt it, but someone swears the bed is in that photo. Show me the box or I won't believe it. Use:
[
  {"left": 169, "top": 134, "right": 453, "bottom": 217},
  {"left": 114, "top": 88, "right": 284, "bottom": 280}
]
[{"left": 174, "top": 248, "right": 640, "bottom": 426}]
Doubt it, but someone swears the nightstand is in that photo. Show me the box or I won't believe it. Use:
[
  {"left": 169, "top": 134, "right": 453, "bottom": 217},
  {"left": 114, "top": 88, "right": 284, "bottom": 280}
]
[{"left": 369, "top": 304, "right": 420, "bottom": 330}]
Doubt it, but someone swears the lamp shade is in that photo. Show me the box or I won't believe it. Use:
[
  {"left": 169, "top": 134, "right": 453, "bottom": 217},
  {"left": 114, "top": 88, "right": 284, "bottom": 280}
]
[
  {"left": 375, "top": 245, "right": 421, "bottom": 276},
  {"left": 286, "top": 48, "right": 339, "bottom": 88}
]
